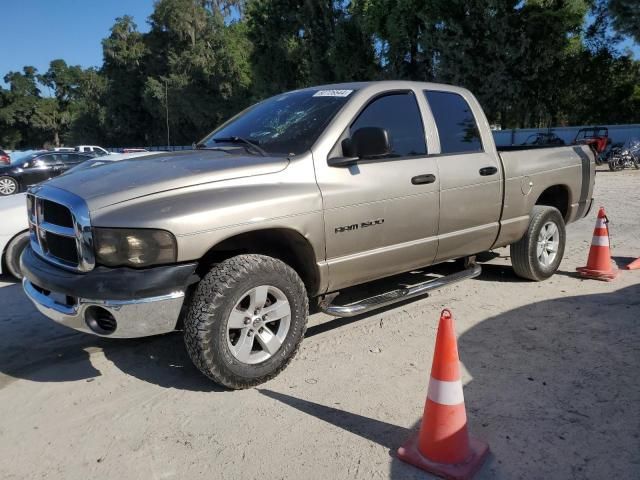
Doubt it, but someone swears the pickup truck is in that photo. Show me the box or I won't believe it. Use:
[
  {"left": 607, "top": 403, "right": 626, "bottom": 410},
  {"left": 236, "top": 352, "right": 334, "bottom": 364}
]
[{"left": 20, "top": 81, "right": 595, "bottom": 389}]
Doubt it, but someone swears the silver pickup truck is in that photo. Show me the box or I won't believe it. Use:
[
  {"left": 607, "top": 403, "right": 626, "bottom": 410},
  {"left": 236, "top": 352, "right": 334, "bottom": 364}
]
[{"left": 21, "top": 81, "right": 595, "bottom": 388}]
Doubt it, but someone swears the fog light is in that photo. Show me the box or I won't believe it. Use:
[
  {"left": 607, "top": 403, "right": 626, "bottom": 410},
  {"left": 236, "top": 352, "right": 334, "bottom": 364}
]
[{"left": 85, "top": 306, "right": 117, "bottom": 334}]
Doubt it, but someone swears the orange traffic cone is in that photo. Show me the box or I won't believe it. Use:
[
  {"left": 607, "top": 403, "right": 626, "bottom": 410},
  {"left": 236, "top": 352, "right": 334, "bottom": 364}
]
[
  {"left": 624, "top": 258, "right": 640, "bottom": 270},
  {"left": 397, "top": 309, "right": 489, "bottom": 480},
  {"left": 576, "top": 207, "right": 618, "bottom": 281}
]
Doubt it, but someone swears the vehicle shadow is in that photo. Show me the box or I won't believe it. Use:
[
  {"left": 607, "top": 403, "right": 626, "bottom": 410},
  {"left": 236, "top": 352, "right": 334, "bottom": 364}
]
[
  {"left": 0, "top": 257, "right": 529, "bottom": 393},
  {"left": 0, "top": 258, "right": 489, "bottom": 391},
  {"left": 258, "top": 284, "right": 640, "bottom": 479},
  {"left": 0, "top": 273, "right": 18, "bottom": 285},
  {"left": 0, "top": 280, "right": 224, "bottom": 392}
]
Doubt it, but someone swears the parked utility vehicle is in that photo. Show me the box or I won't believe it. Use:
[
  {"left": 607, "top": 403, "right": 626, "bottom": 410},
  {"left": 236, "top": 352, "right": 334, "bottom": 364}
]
[{"left": 21, "top": 81, "right": 595, "bottom": 388}]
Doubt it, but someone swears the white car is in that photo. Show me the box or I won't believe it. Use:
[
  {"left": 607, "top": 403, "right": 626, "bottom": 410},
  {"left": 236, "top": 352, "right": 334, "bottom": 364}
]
[
  {"left": 0, "top": 193, "right": 29, "bottom": 279},
  {"left": 75, "top": 145, "right": 111, "bottom": 156}
]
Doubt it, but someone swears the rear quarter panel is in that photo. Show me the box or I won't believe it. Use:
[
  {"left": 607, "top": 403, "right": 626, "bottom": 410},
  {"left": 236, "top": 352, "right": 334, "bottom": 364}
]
[{"left": 495, "top": 145, "right": 594, "bottom": 247}]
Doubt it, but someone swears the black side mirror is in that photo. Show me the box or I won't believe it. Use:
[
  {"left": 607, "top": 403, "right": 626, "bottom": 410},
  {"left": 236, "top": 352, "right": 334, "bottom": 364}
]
[
  {"left": 328, "top": 127, "right": 391, "bottom": 167},
  {"left": 350, "top": 127, "right": 390, "bottom": 159}
]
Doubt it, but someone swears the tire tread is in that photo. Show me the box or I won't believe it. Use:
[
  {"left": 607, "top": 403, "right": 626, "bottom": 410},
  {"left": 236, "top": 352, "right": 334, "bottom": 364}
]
[
  {"left": 511, "top": 206, "right": 565, "bottom": 281},
  {"left": 183, "top": 254, "right": 308, "bottom": 389}
]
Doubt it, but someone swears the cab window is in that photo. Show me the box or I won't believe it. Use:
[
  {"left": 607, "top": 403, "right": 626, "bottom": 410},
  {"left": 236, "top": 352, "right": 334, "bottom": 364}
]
[{"left": 424, "top": 91, "right": 483, "bottom": 154}]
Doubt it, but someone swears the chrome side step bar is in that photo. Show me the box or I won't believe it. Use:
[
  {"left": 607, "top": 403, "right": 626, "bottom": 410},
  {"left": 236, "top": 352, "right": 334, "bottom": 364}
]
[{"left": 319, "top": 264, "right": 482, "bottom": 318}]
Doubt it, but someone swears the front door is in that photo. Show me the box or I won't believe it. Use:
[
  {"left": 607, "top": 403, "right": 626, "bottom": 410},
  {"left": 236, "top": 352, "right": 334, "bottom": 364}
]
[
  {"left": 21, "top": 154, "right": 57, "bottom": 187},
  {"left": 317, "top": 91, "right": 440, "bottom": 291}
]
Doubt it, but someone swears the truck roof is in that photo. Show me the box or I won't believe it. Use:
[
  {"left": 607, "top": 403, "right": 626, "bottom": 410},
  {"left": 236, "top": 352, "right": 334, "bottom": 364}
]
[{"left": 296, "top": 80, "right": 472, "bottom": 97}]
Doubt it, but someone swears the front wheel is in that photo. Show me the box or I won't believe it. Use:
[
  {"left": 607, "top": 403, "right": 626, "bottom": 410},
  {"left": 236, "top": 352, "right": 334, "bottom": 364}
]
[
  {"left": 510, "top": 206, "right": 566, "bottom": 281},
  {"left": 183, "top": 254, "right": 308, "bottom": 389},
  {"left": 0, "top": 176, "right": 18, "bottom": 196}
]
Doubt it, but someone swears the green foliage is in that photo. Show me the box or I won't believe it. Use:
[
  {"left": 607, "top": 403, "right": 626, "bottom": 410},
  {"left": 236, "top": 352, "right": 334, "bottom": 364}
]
[
  {"left": 609, "top": 0, "right": 640, "bottom": 43},
  {"left": 0, "top": 0, "right": 638, "bottom": 149}
]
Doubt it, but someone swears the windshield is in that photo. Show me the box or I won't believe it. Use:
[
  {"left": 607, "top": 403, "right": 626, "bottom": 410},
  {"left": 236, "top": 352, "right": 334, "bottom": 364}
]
[
  {"left": 199, "top": 89, "right": 355, "bottom": 156},
  {"left": 624, "top": 137, "right": 640, "bottom": 149},
  {"left": 10, "top": 151, "right": 41, "bottom": 165}
]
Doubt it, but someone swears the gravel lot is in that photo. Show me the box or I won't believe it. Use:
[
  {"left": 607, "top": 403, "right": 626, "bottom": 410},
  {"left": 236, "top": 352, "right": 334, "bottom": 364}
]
[{"left": 1, "top": 167, "right": 639, "bottom": 480}]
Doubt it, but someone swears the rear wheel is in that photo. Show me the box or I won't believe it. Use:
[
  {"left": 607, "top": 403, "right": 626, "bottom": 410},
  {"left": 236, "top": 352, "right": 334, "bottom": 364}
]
[
  {"left": 183, "top": 254, "right": 308, "bottom": 389},
  {"left": 511, "top": 206, "right": 566, "bottom": 281},
  {"left": 0, "top": 176, "right": 18, "bottom": 196},
  {"left": 3, "top": 231, "right": 29, "bottom": 279}
]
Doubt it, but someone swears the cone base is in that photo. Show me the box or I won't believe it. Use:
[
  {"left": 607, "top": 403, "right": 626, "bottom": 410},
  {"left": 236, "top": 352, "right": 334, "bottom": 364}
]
[
  {"left": 397, "top": 431, "right": 489, "bottom": 480},
  {"left": 624, "top": 258, "right": 640, "bottom": 270},
  {"left": 576, "top": 265, "right": 618, "bottom": 281}
]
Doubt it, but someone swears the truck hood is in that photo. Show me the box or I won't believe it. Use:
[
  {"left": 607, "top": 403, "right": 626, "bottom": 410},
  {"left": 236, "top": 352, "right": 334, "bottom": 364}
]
[{"left": 46, "top": 150, "right": 289, "bottom": 211}]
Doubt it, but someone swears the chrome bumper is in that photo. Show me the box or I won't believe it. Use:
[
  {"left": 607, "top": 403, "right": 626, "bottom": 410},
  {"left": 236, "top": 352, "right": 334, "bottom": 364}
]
[{"left": 23, "top": 278, "right": 185, "bottom": 338}]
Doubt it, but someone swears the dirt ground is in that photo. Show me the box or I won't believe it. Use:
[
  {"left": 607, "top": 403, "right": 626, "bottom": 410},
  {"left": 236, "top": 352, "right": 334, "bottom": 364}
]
[{"left": 1, "top": 167, "right": 639, "bottom": 480}]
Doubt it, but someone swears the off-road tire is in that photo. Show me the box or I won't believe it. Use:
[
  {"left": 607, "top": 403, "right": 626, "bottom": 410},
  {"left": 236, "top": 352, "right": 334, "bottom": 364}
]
[
  {"left": 183, "top": 254, "right": 308, "bottom": 389},
  {"left": 4, "top": 231, "right": 29, "bottom": 279},
  {"left": 510, "top": 206, "right": 566, "bottom": 281}
]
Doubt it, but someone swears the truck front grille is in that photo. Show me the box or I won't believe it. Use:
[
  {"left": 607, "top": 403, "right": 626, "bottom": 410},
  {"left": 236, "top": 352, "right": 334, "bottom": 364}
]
[
  {"left": 27, "top": 186, "right": 95, "bottom": 272},
  {"left": 42, "top": 199, "right": 74, "bottom": 227},
  {"left": 44, "top": 231, "right": 79, "bottom": 264}
]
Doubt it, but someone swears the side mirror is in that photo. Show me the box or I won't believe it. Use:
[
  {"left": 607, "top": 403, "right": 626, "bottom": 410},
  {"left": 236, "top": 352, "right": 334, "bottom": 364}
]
[{"left": 328, "top": 127, "right": 391, "bottom": 167}]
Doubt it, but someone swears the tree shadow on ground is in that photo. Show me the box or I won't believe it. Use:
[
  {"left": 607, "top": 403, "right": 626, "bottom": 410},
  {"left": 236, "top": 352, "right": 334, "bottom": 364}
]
[{"left": 258, "top": 284, "right": 640, "bottom": 479}]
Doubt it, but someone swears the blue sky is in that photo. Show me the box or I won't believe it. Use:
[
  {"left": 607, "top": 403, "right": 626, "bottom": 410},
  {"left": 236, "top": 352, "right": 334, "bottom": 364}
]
[
  {"left": 0, "top": 0, "right": 155, "bottom": 83},
  {"left": 1, "top": 0, "right": 638, "bottom": 86}
]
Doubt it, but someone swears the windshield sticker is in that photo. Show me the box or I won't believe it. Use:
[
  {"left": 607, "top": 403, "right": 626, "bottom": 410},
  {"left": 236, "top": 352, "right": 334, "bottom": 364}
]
[{"left": 313, "top": 89, "right": 353, "bottom": 97}]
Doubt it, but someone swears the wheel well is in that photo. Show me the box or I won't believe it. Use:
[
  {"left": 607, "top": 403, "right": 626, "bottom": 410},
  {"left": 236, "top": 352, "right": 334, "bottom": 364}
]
[
  {"left": 196, "top": 229, "right": 320, "bottom": 296},
  {"left": 535, "top": 185, "right": 569, "bottom": 220}
]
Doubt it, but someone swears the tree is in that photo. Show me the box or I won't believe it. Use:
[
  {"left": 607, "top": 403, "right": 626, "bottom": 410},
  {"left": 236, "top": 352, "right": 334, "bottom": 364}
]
[
  {"left": 2, "top": 0, "right": 639, "bottom": 148},
  {"left": 143, "top": 0, "right": 253, "bottom": 144},
  {"left": 609, "top": 0, "right": 640, "bottom": 43},
  {"left": 36, "top": 59, "right": 85, "bottom": 146},
  {"left": 0, "top": 67, "right": 42, "bottom": 148},
  {"left": 68, "top": 68, "right": 107, "bottom": 145},
  {"left": 102, "top": 15, "right": 150, "bottom": 146}
]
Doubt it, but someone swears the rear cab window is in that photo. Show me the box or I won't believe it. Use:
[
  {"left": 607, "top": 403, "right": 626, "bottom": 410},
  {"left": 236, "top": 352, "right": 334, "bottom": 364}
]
[{"left": 423, "top": 91, "right": 483, "bottom": 155}]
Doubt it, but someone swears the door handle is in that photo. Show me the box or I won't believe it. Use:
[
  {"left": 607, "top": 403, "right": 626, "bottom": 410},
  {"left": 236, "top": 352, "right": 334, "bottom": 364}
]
[
  {"left": 411, "top": 174, "right": 436, "bottom": 185},
  {"left": 479, "top": 166, "right": 498, "bottom": 176}
]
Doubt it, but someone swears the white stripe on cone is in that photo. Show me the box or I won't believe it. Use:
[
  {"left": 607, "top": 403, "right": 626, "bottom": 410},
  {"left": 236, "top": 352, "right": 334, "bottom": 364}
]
[
  {"left": 592, "top": 235, "right": 609, "bottom": 247},
  {"left": 595, "top": 218, "right": 607, "bottom": 228},
  {"left": 427, "top": 378, "right": 465, "bottom": 405}
]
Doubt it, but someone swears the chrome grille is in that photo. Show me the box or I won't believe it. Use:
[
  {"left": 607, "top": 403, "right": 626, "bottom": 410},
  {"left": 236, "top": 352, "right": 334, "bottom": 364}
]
[{"left": 27, "top": 185, "right": 95, "bottom": 272}]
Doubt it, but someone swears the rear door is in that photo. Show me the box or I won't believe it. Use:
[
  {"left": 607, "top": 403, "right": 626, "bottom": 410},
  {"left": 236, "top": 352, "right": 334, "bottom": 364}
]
[
  {"left": 59, "top": 153, "right": 89, "bottom": 173},
  {"left": 318, "top": 91, "right": 440, "bottom": 290},
  {"left": 423, "top": 90, "right": 502, "bottom": 261}
]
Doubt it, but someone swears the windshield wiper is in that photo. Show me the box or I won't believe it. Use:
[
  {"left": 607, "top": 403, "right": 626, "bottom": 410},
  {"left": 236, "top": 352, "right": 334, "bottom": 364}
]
[{"left": 210, "top": 136, "right": 268, "bottom": 157}]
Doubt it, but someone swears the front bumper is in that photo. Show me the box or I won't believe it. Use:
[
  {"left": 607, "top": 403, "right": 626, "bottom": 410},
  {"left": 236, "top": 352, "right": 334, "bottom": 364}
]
[
  {"left": 23, "top": 278, "right": 186, "bottom": 337},
  {"left": 21, "top": 246, "right": 199, "bottom": 338}
]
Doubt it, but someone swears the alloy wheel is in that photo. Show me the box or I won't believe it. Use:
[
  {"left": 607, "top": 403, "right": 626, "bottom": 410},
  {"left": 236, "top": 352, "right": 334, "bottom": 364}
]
[{"left": 226, "top": 285, "right": 291, "bottom": 365}]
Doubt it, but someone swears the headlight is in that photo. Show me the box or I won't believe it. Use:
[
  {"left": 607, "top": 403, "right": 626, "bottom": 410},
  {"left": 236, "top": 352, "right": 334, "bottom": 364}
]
[{"left": 94, "top": 228, "right": 177, "bottom": 268}]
